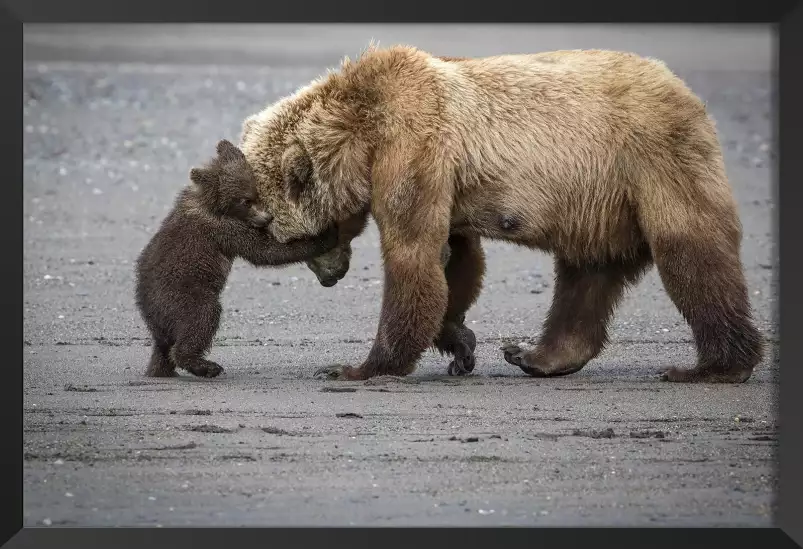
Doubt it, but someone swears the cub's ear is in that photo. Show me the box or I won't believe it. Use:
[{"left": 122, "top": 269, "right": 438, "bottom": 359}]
[
  {"left": 189, "top": 167, "right": 214, "bottom": 187},
  {"left": 240, "top": 115, "right": 257, "bottom": 142},
  {"left": 216, "top": 139, "right": 245, "bottom": 161},
  {"left": 281, "top": 142, "right": 313, "bottom": 205}
]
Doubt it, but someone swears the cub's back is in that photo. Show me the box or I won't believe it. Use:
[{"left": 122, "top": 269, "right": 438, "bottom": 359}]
[{"left": 136, "top": 211, "right": 231, "bottom": 299}]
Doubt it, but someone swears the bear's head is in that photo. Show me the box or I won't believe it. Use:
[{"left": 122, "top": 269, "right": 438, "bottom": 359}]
[
  {"left": 238, "top": 73, "right": 379, "bottom": 287},
  {"left": 189, "top": 139, "right": 272, "bottom": 229},
  {"left": 305, "top": 244, "right": 353, "bottom": 287},
  {"left": 238, "top": 81, "right": 372, "bottom": 246}
]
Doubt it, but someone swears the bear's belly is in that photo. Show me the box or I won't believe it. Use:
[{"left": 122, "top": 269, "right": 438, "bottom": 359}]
[{"left": 451, "top": 198, "right": 644, "bottom": 263}]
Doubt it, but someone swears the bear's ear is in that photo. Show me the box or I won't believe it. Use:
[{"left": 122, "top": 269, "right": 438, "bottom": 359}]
[
  {"left": 189, "top": 167, "right": 214, "bottom": 187},
  {"left": 281, "top": 142, "right": 313, "bottom": 205},
  {"left": 216, "top": 139, "right": 244, "bottom": 162}
]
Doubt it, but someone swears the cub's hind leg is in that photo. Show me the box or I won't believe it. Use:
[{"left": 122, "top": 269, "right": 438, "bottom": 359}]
[
  {"left": 141, "top": 313, "right": 178, "bottom": 377},
  {"left": 145, "top": 337, "right": 178, "bottom": 377},
  {"left": 170, "top": 300, "right": 225, "bottom": 379}
]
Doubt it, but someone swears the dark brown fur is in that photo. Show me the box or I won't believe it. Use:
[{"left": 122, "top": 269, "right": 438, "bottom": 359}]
[{"left": 135, "top": 140, "right": 338, "bottom": 378}]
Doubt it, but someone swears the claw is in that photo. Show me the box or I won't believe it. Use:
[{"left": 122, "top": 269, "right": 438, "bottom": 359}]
[
  {"left": 446, "top": 338, "right": 476, "bottom": 376},
  {"left": 447, "top": 360, "right": 465, "bottom": 376},
  {"left": 439, "top": 323, "right": 477, "bottom": 376},
  {"left": 314, "top": 364, "right": 349, "bottom": 380},
  {"left": 447, "top": 341, "right": 476, "bottom": 376},
  {"left": 502, "top": 344, "right": 525, "bottom": 367},
  {"left": 187, "top": 362, "right": 224, "bottom": 378},
  {"left": 501, "top": 344, "right": 548, "bottom": 377},
  {"left": 500, "top": 342, "right": 521, "bottom": 354},
  {"left": 447, "top": 355, "right": 476, "bottom": 376},
  {"left": 206, "top": 364, "right": 224, "bottom": 378}
]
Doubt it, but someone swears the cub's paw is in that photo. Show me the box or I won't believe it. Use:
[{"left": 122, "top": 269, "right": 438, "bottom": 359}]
[
  {"left": 145, "top": 363, "right": 180, "bottom": 378},
  {"left": 146, "top": 353, "right": 179, "bottom": 378},
  {"left": 187, "top": 361, "right": 225, "bottom": 379}
]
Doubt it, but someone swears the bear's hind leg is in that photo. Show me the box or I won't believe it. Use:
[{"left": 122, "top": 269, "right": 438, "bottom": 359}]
[
  {"left": 170, "top": 302, "right": 225, "bottom": 379},
  {"left": 503, "top": 251, "right": 651, "bottom": 377},
  {"left": 634, "top": 158, "right": 764, "bottom": 383},
  {"left": 651, "top": 234, "right": 763, "bottom": 383}
]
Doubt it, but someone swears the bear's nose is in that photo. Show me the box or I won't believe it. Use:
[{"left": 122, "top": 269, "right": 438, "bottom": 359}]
[{"left": 319, "top": 277, "right": 339, "bottom": 287}]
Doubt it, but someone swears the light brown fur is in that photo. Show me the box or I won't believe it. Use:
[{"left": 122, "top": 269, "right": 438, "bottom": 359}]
[{"left": 240, "top": 45, "right": 763, "bottom": 383}]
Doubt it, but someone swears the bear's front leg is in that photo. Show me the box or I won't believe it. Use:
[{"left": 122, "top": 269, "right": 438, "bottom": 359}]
[
  {"left": 314, "top": 244, "right": 449, "bottom": 380},
  {"left": 433, "top": 233, "right": 485, "bottom": 376},
  {"left": 437, "top": 318, "right": 477, "bottom": 376},
  {"left": 314, "top": 169, "right": 451, "bottom": 381}
]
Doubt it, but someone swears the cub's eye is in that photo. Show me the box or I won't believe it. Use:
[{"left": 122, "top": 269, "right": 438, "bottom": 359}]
[{"left": 240, "top": 198, "right": 252, "bottom": 207}]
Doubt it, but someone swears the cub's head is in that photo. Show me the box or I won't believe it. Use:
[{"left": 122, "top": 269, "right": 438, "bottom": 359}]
[{"left": 189, "top": 139, "right": 272, "bottom": 229}]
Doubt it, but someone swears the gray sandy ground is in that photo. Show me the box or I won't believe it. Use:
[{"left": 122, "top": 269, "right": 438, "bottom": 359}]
[{"left": 22, "top": 24, "right": 778, "bottom": 527}]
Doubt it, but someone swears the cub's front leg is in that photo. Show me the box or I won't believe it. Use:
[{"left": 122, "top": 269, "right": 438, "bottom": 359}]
[{"left": 234, "top": 223, "right": 340, "bottom": 267}]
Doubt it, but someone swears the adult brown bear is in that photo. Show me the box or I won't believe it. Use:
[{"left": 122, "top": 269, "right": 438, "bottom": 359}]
[{"left": 240, "top": 45, "right": 764, "bottom": 383}]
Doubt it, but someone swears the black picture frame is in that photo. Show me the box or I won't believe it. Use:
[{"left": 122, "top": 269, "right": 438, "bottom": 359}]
[{"left": 5, "top": 0, "right": 801, "bottom": 546}]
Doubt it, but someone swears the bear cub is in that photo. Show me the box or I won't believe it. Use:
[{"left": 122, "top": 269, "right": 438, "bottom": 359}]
[{"left": 135, "top": 139, "right": 338, "bottom": 378}]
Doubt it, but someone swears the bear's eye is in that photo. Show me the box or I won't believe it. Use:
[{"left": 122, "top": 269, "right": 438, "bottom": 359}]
[{"left": 240, "top": 198, "right": 251, "bottom": 207}]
